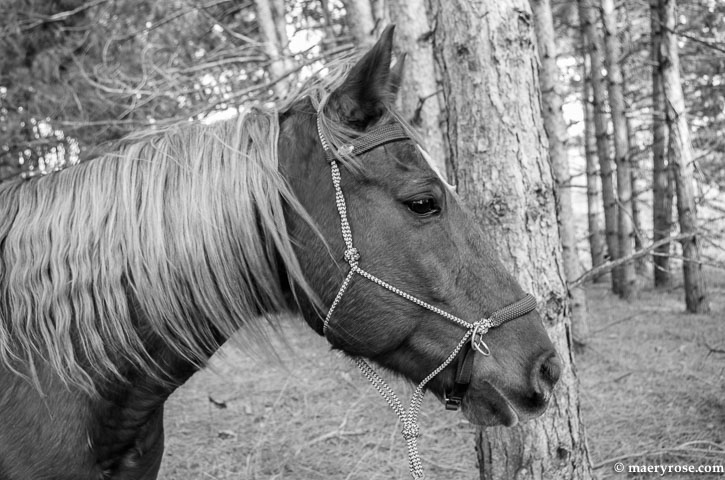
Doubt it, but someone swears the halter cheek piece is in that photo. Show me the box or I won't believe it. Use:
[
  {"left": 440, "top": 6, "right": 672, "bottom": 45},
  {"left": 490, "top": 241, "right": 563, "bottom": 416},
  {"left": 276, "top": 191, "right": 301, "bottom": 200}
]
[{"left": 316, "top": 115, "right": 537, "bottom": 479}]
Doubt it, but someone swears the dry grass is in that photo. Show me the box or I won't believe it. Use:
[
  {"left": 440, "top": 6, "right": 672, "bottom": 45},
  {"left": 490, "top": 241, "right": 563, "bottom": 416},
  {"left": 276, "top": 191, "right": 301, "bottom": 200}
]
[
  {"left": 580, "top": 269, "right": 725, "bottom": 479},
  {"left": 159, "top": 318, "right": 479, "bottom": 479},
  {"left": 158, "top": 270, "right": 725, "bottom": 479}
]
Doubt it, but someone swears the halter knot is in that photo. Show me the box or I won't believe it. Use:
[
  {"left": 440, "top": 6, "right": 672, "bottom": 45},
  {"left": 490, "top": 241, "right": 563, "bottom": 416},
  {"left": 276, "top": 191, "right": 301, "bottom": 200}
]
[
  {"left": 402, "top": 424, "right": 420, "bottom": 440},
  {"left": 344, "top": 247, "right": 360, "bottom": 265},
  {"left": 338, "top": 144, "right": 354, "bottom": 155}
]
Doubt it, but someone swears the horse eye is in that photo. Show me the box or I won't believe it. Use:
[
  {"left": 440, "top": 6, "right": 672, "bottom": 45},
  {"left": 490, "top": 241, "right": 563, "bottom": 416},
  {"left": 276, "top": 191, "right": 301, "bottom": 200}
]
[{"left": 405, "top": 197, "right": 441, "bottom": 216}]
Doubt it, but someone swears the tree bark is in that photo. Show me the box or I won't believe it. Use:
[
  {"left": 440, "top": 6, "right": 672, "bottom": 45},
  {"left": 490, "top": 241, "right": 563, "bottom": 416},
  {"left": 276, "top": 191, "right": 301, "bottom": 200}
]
[
  {"left": 626, "top": 111, "right": 647, "bottom": 275},
  {"left": 580, "top": 10, "right": 606, "bottom": 282},
  {"left": 341, "top": 0, "right": 376, "bottom": 47},
  {"left": 255, "top": 0, "right": 289, "bottom": 97},
  {"left": 387, "top": 0, "right": 447, "bottom": 175},
  {"left": 660, "top": 0, "right": 710, "bottom": 313},
  {"left": 429, "top": 0, "right": 594, "bottom": 478},
  {"left": 600, "top": 0, "right": 636, "bottom": 299},
  {"left": 531, "top": 0, "right": 589, "bottom": 345},
  {"left": 621, "top": 0, "right": 646, "bottom": 276},
  {"left": 370, "top": 0, "right": 388, "bottom": 37},
  {"left": 651, "top": 0, "right": 673, "bottom": 288},
  {"left": 578, "top": 0, "right": 620, "bottom": 294},
  {"left": 319, "top": 0, "right": 337, "bottom": 45}
]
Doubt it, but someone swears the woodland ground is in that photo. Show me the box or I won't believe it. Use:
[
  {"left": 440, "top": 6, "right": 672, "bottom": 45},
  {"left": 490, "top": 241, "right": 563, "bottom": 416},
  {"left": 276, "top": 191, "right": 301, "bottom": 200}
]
[{"left": 158, "top": 269, "right": 725, "bottom": 480}]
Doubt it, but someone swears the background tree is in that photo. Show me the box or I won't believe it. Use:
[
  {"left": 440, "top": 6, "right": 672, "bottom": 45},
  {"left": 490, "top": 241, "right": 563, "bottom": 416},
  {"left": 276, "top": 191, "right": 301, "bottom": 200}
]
[
  {"left": 428, "top": 0, "right": 594, "bottom": 477},
  {"left": 532, "top": 0, "right": 590, "bottom": 345},
  {"left": 580, "top": 27, "right": 607, "bottom": 282},
  {"left": 340, "top": 0, "right": 375, "bottom": 46},
  {"left": 660, "top": 0, "right": 710, "bottom": 313},
  {"left": 386, "top": 0, "right": 447, "bottom": 174},
  {"left": 601, "top": 0, "right": 637, "bottom": 299},
  {"left": 578, "top": 0, "right": 620, "bottom": 293},
  {"left": 256, "top": 0, "right": 292, "bottom": 98},
  {"left": 650, "top": 0, "right": 673, "bottom": 287}
]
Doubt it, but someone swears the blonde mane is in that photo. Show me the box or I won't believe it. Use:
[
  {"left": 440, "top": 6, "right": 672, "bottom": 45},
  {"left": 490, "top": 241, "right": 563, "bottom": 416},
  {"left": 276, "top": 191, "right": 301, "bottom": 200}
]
[
  {"left": 0, "top": 51, "right": 423, "bottom": 396},
  {"left": 0, "top": 107, "right": 318, "bottom": 394}
]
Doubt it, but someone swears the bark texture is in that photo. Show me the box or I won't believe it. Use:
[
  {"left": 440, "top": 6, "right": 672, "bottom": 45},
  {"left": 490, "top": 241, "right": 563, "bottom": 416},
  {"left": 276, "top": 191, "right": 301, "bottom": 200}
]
[
  {"left": 387, "top": 0, "right": 447, "bottom": 174},
  {"left": 370, "top": 0, "right": 389, "bottom": 37},
  {"left": 600, "top": 0, "right": 636, "bottom": 298},
  {"left": 626, "top": 115, "right": 648, "bottom": 275},
  {"left": 578, "top": 0, "right": 620, "bottom": 293},
  {"left": 429, "top": 0, "right": 593, "bottom": 478},
  {"left": 341, "top": 0, "right": 376, "bottom": 46},
  {"left": 531, "top": 0, "right": 589, "bottom": 344},
  {"left": 581, "top": 40, "right": 606, "bottom": 281},
  {"left": 660, "top": 0, "right": 709, "bottom": 313},
  {"left": 650, "top": 0, "right": 673, "bottom": 287}
]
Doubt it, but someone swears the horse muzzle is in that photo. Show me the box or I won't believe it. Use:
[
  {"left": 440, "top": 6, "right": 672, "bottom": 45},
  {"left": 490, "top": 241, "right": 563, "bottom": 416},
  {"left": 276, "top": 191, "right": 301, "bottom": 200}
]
[{"left": 460, "top": 349, "right": 562, "bottom": 427}]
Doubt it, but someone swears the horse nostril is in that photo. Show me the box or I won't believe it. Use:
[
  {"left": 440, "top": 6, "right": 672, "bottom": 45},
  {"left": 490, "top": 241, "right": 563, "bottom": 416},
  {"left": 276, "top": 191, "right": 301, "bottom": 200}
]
[
  {"left": 542, "top": 353, "right": 562, "bottom": 386},
  {"left": 532, "top": 351, "right": 561, "bottom": 398}
]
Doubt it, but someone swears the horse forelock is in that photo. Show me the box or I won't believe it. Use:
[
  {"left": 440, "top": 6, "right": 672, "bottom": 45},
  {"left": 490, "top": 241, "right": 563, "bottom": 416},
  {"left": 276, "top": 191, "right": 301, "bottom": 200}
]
[{"left": 0, "top": 107, "right": 316, "bottom": 395}]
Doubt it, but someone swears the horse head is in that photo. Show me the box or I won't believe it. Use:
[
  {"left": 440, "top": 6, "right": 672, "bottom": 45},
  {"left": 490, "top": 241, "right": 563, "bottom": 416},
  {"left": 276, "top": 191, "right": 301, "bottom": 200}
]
[{"left": 278, "top": 26, "right": 560, "bottom": 427}]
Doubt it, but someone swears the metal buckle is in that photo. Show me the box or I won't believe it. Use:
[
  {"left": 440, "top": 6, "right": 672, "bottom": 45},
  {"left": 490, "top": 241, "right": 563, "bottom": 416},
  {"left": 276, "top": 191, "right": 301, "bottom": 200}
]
[
  {"left": 444, "top": 392, "right": 462, "bottom": 411},
  {"left": 471, "top": 320, "right": 493, "bottom": 356}
]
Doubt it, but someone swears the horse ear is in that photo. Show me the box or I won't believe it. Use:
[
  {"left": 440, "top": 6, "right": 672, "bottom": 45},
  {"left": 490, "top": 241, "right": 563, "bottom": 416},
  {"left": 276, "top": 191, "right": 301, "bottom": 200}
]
[
  {"left": 389, "top": 52, "right": 406, "bottom": 98},
  {"left": 328, "top": 25, "right": 397, "bottom": 130}
]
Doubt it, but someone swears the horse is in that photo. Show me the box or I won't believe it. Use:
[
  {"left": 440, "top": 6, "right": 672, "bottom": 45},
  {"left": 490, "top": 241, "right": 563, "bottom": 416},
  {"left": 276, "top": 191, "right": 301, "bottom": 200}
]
[{"left": 0, "top": 26, "right": 560, "bottom": 479}]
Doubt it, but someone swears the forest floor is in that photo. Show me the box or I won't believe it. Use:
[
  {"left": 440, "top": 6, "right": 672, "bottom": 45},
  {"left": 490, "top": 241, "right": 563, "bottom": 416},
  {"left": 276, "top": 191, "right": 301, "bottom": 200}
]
[{"left": 158, "top": 269, "right": 725, "bottom": 480}]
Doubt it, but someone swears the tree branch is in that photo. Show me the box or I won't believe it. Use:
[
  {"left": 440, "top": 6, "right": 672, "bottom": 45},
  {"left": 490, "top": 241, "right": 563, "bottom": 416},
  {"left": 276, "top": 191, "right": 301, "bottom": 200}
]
[
  {"left": 18, "top": 0, "right": 109, "bottom": 31},
  {"left": 569, "top": 232, "right": 697, "bottom": 288}
]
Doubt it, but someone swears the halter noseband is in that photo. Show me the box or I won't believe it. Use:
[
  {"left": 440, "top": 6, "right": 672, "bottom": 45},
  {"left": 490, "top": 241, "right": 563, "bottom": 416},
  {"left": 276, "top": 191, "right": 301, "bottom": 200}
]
[{"left": 316, "top": 114, "right": 537, "bottom": 479}]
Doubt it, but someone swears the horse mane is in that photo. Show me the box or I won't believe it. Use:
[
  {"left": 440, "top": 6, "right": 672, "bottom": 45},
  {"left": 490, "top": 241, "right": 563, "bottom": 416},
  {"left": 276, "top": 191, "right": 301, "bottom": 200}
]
[
  {"left": 0, "top": 50, "right": 423, "bottom": 396},
  {"left": 0, "top": 107, "right": 320, "bottom": 395}
]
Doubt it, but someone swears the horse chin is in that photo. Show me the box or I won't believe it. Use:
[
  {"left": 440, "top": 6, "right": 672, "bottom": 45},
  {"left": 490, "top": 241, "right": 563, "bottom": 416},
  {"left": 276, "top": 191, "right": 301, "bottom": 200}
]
[{"left": 460, "top": 381, "right": 520, "bottom": 427}]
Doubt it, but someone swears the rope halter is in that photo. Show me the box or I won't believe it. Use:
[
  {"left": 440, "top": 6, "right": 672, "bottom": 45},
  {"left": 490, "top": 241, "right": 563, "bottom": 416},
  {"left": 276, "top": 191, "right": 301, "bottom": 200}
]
[{"left": 316, "top": 114, "right": 537, "bottom": 479}]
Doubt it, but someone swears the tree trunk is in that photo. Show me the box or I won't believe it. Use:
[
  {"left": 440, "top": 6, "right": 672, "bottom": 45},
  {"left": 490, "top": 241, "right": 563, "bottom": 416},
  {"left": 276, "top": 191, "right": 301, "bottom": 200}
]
[
  {"left": 255, "top": 0, "right": 289, "bottom": 97},
  {"left": 621, "top": 0, "right": 646, "bottom": 275},
  {"left": 600, "top": 0, "right": 636, "bottom": 299},
  {"left": 578, "top": 0, "right": 620, "bottom": 294},
  {"left": 429, "top": 0, "right": 594, "bottom": 478},
  {"left": 319, "top": 0, "right": 337, "bottom": 45},
  {"left": 660, "top": 0, "right": 710, "bottom": 313},
  {"left": 626, "top": 112, "right": 647, "bottom": 275},
  {"left": 271, "top": 0, "right": 295, "bottom": 74},
  {"left": 387, "top": 0, "right": 447, "bottom": 175},
  {"left": 531, "top": 0, "right": 589, "bottom": 345},
  {"left": 370, "top": 0, "right": 388, "bottom": 37},
  {"left": 341, "top": 0, "right": 376, "bottom": 46},
  {"left": 580, "top": 11, "right": 606, "bottom": 282},
  {"left": 651, "top": 0, "right": 672, "bottom": 288}
]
